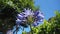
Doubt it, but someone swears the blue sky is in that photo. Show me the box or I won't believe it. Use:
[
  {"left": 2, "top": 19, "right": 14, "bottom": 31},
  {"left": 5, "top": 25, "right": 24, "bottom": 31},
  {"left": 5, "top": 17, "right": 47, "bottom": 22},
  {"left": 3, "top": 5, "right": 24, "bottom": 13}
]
[
  {"left": 17, "top": 0, "right": 60, "bottom": 34},
  {"left": 34, "top": 0, "right": 60, "bottom": 20}
]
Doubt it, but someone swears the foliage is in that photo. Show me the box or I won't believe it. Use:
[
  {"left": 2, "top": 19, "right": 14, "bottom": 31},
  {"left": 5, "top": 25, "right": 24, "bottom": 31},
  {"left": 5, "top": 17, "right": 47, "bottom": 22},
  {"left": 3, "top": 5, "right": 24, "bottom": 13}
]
[{"left": 0, "top": 0, "right": 36, "bottom": 13}]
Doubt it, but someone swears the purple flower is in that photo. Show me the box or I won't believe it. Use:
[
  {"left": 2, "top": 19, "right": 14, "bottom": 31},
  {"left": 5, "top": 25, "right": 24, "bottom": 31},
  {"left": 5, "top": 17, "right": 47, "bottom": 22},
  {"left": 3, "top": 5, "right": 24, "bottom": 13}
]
[
  {"left": 32, "top": 10, "right": 44, "bottom": 26},
  {"left": 23, "top": 8, "right": 34, "bottom": 17},
  {"left": 32, "top": 21, "right": 39, "bottom": 26},
  {"left": 37, "top": 12, "right": 44, "bottom": 22},
  {"left": 37, "top": 12, "right": 44, "bottom": 18},
  {"left": 16, "top": 19, "right": 22, "bottom": 25},
  {"left": 34, "top": 10, "right": 44, "bottom": 22},
  {"left": 17, "top": 13, "right": 24, "bottom": 20},
  {"left": 36, "top": 16, "right": 44, "bottom": 22},
  {"left": 34, "top": 11, "right": 39, "bottom": 16},
  {"left": 16, "top": 8, "right": 44, "bottom": 27}
]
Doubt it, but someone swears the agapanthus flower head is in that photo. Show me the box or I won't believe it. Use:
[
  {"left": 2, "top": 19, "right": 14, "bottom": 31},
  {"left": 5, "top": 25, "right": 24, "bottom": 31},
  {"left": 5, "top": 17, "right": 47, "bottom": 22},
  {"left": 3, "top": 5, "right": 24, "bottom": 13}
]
[{"left": 16, "top": 8, "right": 44, "bottom": 27}]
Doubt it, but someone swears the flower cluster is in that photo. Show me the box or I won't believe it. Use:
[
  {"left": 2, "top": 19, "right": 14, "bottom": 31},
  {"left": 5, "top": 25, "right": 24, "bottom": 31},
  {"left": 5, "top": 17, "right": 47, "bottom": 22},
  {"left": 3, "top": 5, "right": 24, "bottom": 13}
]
[{"left": 16, "top": 8, "right": 44, "bottom": 27}]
